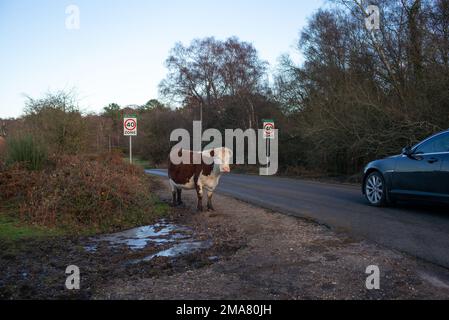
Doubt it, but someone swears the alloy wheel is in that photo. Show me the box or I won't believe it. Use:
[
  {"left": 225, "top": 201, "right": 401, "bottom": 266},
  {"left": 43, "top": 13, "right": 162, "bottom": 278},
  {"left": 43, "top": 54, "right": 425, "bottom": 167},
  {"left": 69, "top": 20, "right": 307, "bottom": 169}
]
[{"left": 365, "top": 173, "right": 384, "bottom": 205}]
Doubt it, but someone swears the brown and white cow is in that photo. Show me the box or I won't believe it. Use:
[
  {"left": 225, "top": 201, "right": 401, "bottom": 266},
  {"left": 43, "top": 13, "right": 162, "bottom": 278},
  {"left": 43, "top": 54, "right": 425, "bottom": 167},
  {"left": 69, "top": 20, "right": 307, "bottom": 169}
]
[{"left": 168, "top": 147, "right": 232, "bottom": 212}]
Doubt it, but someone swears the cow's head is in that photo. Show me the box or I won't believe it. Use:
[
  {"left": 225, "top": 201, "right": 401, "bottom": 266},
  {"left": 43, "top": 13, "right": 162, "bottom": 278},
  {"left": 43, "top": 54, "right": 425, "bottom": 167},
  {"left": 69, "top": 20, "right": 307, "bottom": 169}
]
[{"left": 210, "top": 147, "right": 233, "bottom": 173}]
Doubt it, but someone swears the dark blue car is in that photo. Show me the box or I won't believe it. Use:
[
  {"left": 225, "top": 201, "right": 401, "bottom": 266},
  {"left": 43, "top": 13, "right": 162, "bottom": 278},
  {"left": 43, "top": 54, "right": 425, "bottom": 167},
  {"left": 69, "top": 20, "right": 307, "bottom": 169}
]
[{"left": 362, "top": 130, "right": 449, "bottom": 206}]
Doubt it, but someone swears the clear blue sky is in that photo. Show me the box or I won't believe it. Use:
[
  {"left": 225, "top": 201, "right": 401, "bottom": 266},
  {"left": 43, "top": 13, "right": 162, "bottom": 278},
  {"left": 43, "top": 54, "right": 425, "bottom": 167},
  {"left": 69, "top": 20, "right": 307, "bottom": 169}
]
[{"left": 0, "top": 0, "right": 325, "bottom": 118}]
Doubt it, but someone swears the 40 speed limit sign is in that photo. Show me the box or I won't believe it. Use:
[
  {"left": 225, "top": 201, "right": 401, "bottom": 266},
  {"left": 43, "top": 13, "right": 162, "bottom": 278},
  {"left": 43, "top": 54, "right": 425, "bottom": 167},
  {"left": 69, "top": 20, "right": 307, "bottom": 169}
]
[
  {"left": 263, "top": 119, "right": 275, "bottom": 140},
  {"left": 124, "top": 115, "right": 137, "bottom": 136}
]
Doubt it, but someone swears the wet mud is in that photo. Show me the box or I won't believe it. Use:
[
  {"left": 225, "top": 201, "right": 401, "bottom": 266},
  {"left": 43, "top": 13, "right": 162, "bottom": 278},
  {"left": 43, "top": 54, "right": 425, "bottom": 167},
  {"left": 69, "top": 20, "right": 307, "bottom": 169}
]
[{"left": 2, "top": 177, "right": 449, "bottom": 300}]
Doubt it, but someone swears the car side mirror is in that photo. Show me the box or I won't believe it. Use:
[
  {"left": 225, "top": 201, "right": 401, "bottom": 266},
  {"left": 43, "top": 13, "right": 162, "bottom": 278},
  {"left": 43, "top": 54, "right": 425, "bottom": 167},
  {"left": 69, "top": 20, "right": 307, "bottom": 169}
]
[{"left": 402, "top": 146, "right": 413, "bottom": 156}]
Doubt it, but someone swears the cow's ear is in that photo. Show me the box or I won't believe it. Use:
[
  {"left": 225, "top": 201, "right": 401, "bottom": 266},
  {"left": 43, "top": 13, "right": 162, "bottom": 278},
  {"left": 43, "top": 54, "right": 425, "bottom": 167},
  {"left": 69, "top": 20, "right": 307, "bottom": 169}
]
[{"left": 209, "top": 150, "right": 215, "bottom": 157}]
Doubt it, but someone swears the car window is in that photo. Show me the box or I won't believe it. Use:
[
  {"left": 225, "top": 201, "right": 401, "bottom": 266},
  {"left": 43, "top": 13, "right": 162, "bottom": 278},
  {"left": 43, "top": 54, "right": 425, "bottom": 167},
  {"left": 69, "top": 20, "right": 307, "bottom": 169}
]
[{"left": 415, "top": 133, "right": 449, "bottom": 154}]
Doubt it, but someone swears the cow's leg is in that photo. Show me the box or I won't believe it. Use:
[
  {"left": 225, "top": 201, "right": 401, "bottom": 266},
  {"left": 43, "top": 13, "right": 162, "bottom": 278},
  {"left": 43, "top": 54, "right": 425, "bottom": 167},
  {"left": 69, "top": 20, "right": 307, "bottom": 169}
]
[
  {"left": 207, "top": 191, "right": 215, "bottom": 211},
  {"left": 196, "top": 184, "right": 203, "bottom": 212},
  {"left": 172, "top": 192, "right": 177, "bottom": 207},
  {"left": 176, "top": 188, "right": 183, "bottom": 206},
  {"left": 169, "top": 180, "right": 177, "bottom": 207}
]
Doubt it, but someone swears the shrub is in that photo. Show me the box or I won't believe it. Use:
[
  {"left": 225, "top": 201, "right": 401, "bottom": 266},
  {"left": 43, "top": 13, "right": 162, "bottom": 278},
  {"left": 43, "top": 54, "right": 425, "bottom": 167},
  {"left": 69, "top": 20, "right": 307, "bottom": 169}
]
[
  {"left": 24, "top": 91, "right": 88, "bottom": 155},
  {"left": 6, "top": 136, "right": 47, "bottom": 171},
  {"left": 0, "top": 163, "right": 40, "bottom": 202},
  {"left": 31, "top": 153, "right": 159, "bottom": 232},
  {"left": 1, "top": 152, "right": 166, "bottom": 234}
]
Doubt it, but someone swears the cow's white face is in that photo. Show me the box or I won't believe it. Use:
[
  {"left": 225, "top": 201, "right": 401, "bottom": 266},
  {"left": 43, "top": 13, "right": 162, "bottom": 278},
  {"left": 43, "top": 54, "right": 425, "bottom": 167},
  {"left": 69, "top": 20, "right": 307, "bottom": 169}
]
[{"left": 213, "top": 147, "right": 233, "bottom": 173}]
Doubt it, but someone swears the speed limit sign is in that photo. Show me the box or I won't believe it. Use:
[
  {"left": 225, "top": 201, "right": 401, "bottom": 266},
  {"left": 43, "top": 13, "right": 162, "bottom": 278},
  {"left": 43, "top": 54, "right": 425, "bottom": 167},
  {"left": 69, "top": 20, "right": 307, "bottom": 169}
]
[
  {"left": 124, "top": 114, "right": 137, "bottom": 164},
  {"left": 124, "top": 115, "right": 137, "bottom": 136},
  {"left": 263, "top": 119, "right": 275, "bottom": 140}
]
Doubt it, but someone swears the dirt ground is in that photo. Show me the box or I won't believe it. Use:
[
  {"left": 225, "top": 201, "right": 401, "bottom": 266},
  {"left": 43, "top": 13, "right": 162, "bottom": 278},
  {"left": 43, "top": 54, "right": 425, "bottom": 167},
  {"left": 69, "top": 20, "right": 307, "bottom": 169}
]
[
  {"left": 94, "top": 177, "right": 449, "bottom": 300},
  {"left": 2, "top": 176, "right": 449, "bottom": 300}
]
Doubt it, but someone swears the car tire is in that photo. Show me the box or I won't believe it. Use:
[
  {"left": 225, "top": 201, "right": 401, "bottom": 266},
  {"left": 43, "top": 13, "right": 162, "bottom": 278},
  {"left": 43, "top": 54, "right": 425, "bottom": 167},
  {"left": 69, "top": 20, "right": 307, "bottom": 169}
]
[{"left": 364, "top": 171, "right": 387, "bottom": 207}]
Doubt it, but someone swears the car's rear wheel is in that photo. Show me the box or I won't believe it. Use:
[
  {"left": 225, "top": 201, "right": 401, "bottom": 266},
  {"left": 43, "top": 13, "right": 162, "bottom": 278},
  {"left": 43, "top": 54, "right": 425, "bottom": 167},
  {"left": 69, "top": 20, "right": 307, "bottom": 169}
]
[{"left": 364, "top": 171, "right": 387, "bottom": 207}]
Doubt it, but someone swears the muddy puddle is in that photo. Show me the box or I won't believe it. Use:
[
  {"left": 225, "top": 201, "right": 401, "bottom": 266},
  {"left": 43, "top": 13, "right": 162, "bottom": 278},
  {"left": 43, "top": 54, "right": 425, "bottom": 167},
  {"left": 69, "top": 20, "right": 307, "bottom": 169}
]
[
  {"left": 132, "top": 240, "right": 213, "bottom": 263},
  {"left": 85, "top": 219, "right": 212, "bottom": 263}
]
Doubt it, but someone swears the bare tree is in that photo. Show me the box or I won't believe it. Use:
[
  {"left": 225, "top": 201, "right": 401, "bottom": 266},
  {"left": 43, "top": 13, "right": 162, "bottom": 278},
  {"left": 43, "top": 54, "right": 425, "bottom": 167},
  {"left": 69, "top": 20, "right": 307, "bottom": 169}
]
[
  {"left": 274, "top": 0, "right": 449, "bottom": 174},
  {"left": 159, "top": 37, "right": 268, "bottom": 128}
]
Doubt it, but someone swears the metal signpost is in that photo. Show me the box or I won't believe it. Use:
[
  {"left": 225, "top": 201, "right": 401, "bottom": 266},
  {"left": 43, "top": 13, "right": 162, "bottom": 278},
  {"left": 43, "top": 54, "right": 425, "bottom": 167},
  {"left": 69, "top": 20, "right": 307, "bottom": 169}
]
[
  {"left": 124, "top": 115, "right": 137, "bottom": 164},
  {"left": 263, "top": 119, "right": 275, "bottom": 175}
]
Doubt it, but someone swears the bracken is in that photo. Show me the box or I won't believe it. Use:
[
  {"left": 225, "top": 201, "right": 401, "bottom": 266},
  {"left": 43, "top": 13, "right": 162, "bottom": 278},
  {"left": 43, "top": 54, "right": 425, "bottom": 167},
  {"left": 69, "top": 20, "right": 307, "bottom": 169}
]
[{"left": 1, "top": 152, "right": 162, "bottom": 234}]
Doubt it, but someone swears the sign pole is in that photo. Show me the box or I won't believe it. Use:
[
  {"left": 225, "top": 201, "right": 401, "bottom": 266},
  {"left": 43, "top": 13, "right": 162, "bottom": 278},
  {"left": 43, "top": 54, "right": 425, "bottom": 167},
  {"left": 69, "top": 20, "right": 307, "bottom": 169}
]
[
  {"left": 262, "top": 119, "right": 275, "bottom": 176},
  {"left": 266, "top": 138, "right": 269, "bottom": 175},
  {"left": 129, "top": 135, "right": 132, "bottom": 164}
]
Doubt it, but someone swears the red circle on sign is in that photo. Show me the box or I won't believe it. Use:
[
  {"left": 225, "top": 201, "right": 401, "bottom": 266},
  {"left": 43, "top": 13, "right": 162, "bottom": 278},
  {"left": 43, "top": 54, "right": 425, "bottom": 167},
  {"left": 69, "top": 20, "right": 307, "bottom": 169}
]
[{"left": 124, "top": 119, "right": 136, "bottom": 131}]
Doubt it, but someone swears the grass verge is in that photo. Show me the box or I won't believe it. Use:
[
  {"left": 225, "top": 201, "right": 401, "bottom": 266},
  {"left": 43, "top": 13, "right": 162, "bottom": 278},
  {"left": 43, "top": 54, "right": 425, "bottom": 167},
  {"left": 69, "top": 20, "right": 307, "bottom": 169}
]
[
  {"left": 124, "top": 156, "right": 152, "bottom": 170},
  {"left": 0, "top": 213, "right": 64, "bottom": 241}
]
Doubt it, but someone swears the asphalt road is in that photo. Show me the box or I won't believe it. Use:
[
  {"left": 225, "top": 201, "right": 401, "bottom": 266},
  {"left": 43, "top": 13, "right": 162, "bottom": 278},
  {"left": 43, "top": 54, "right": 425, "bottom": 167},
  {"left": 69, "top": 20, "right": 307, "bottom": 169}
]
[{"left": 146, "top": 169, "right": 449, "bottom": 269}]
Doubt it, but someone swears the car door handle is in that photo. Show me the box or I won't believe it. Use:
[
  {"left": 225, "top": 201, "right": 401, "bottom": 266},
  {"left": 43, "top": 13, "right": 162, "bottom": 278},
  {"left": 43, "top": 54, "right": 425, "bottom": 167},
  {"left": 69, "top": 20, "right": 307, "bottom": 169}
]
[{"left": 428, "top": 157, "right": 439, "bottom": 164}]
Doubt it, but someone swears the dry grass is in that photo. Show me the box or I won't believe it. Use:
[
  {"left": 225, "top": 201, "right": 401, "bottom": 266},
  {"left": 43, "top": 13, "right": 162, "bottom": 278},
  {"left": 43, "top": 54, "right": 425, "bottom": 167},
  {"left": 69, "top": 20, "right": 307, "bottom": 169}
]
[{"left": 0, "top": 152, "right": 167, "bottom": 234}]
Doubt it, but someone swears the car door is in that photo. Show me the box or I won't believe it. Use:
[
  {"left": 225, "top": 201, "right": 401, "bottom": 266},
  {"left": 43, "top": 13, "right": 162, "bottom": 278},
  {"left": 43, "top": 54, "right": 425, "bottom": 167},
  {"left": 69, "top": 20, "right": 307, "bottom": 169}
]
[
  {"left": 392, "top": 132, "right": 449, "bottom": 197},
  {"left": 434, "top": 135, "right": 449, "bottom": 198},
  {"left": 439, "top": 153, "right": 449, "bottom": 199}
]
